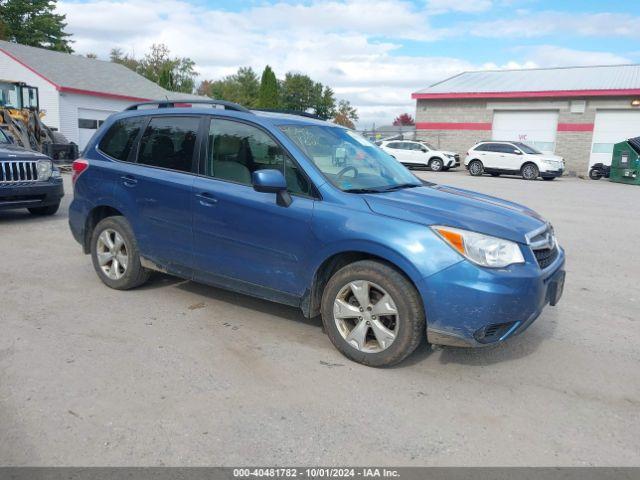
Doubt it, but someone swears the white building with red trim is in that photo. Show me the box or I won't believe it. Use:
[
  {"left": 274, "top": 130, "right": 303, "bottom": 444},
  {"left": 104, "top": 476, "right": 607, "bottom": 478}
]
[
  {"left": 0, "top": 40, "right": 201, "bottom": 149},
  {"left": 412, "top": 65, "right": 640, "bottom": 174}
]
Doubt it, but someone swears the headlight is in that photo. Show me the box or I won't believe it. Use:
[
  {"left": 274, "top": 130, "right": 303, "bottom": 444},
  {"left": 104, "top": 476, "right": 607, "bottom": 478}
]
[
  {"left": 445, "top": 154, "right": 454, "bottom": 158},
  {"left": 36, "top": 159, "right": 52, "bottom": 181},
  {"left": 432, "top": 226, "right": 525, "bottom": 268}
]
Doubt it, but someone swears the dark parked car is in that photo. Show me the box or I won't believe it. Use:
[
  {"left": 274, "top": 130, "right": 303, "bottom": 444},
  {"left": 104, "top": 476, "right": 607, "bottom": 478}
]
[
  {"left": 69, "top": 100, "right": 565, "bottom": 367},
  {"left": 0, "top": 128, "right": 64, "bottom": 215}
]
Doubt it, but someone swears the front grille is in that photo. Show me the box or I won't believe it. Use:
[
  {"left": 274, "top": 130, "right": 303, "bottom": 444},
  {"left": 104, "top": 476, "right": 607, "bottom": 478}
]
[
  {"left": 534, "top": 245, "right": 559, "bottom": 269},
  {"left": 528, "top": 224, "right": 559, "bottom": 269},
  {"left": 0, "top": 161, "right": 39, "bottom": 183}
]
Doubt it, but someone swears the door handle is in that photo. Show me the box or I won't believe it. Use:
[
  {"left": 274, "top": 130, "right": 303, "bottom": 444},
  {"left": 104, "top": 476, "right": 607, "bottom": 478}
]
[
  {"left": 196, "top": 192, "right": 218, "bottom": 206},
  {"left": 120, "top": 175, "right": 138, "bottom": 187}
]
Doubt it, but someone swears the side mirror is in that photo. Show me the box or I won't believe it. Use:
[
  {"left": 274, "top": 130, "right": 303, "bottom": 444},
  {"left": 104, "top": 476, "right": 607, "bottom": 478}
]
[
  {"left": 252, "top": 169, "right": 292, "bottom": 207},
  {"left": 420, "top": 147, "right": 428, "bottom": 152},
  {"left": 513, "top": 149, "right": 522, "bottom": 155}
]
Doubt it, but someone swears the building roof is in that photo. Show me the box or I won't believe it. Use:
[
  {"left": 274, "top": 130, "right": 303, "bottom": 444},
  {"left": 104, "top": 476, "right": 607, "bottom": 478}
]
[
  {"left": 0, "top": 40, "right": 202, "bottom": 101},
  {"left": 413, "top": 64, "right": 640, "bottom": 100}
]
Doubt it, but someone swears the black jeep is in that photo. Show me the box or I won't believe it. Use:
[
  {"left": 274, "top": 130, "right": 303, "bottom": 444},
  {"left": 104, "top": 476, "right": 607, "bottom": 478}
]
[{"left": 0, "top": 128, "right": 64, "bottom": 216}]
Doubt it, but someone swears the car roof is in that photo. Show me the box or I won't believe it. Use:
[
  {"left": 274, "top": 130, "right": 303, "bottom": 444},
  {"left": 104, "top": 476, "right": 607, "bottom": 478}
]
[{"left": 107, "top": 106, "right": 342, "bottom": 130}]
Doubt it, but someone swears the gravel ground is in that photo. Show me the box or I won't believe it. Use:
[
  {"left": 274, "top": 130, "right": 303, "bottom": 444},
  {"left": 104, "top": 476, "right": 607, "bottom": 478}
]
[{"left": 1, "top": 171, "right": 638, "bottom": 466}]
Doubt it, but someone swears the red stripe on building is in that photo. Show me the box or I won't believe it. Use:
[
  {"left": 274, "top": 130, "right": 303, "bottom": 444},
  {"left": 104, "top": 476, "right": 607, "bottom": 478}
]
[
  {"left": 416, "top": 122, "right": 492, "bottom": 130},
  {"left": 557, "top": 123, "right": 594, "bottom": 132},
  {"left": 412, "top": 89, "right": 640, "bottom": 100}
]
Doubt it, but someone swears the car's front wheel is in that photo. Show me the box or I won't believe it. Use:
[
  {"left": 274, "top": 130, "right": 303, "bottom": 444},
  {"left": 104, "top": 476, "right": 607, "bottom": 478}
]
[
  {"left": 321, "top": 260, "right": 425, "bottom": 367},
  {"left": 90, "top": 216, "right": 150, "bottom": 290},
  {"left": 429, "top": 158, "right": 444, "bottom": 172},
  {"left": 521, "top": 163, "right": 539, "bottom": 180},
  {"left": 468, "top": 160, "right": 484, "bottom": 176}
]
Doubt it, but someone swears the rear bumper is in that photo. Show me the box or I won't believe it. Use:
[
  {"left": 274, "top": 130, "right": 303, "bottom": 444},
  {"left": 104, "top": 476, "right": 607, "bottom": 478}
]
[
  {"left": 0, "top": 178, "right": 64, "bottom": 210},
  {"left": 417, "top": 247, "right": 566, "bottom": 348}
]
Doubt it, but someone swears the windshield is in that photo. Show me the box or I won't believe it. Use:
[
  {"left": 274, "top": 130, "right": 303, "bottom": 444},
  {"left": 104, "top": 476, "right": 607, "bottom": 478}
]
[
  {"left": 0, "top": 129, "right": 10, "bottom": 144},
  {"left": 513, "top": 142, "right": 542, "bottom": 154},
  {"left": 420, "top": 142, "right": 436, "bottom": 150},
  {"left": 280, "top": 125, "right": 421, "bottom": 192}
]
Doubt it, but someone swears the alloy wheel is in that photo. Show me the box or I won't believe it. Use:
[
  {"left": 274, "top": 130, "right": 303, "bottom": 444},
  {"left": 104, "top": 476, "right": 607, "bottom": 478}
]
[
  {"left": 96, "top": 228, "right": 129, "bottom": 280},
  {"left": 469, "top": 161, "right": 483, "bottom": 176},
  {"left": 522, "top": 164, "right": 538, "bottom": 180},
  {"left": 430, "top": 159, "right": 443, "bottom": 171},
  {"left": 333, "top": 280, "right": 399, "bottom": 353}
]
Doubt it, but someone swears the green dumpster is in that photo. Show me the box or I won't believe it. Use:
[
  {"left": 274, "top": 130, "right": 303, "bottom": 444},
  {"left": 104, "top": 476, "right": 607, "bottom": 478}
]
[{"left": 610, "top": 137, "right": 640, "bottom": 185}]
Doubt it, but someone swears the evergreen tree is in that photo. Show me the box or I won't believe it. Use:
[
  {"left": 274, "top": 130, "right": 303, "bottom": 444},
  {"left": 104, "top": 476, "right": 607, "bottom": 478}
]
[
  {"left": 0, "top": 0, "right": 72, "bottom": 52},
  {"left": 258, "top": 65, "right": 279, "bottom": 109}
]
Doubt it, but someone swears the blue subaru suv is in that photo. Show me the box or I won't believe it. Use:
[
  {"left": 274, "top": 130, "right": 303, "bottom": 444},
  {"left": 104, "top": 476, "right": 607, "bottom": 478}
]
[{"left": 69, "top": 100, "right": 565, "bottom": 367}]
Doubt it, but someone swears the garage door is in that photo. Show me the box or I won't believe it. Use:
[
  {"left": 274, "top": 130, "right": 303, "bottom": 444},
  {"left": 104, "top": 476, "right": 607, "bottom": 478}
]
[
  {"left": 78, "top": 108, "right": 117, "bottom": 150},
  {"left": 590, "top": 110, "right": 640, "bottom": 167},
  {"left": 492, "top": 111, "right": 559, "bottom": 153}
]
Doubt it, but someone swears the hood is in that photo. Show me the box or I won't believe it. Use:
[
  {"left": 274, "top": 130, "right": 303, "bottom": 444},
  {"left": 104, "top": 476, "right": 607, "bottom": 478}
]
[
  {"left": 0, "top": 144, "right": 49, "bottom": 161},
  {"left": 363, "top": 184, "right": 546, "bottom": 244}
]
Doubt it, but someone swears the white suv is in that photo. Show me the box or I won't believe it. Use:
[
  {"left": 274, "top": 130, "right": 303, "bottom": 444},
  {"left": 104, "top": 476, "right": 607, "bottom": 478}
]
[
  {"left": 379, "top": 140, "right": 459, "bottom": 172},
  {"left": 465, "top": 141, "right": 565, "bottom": 181}
]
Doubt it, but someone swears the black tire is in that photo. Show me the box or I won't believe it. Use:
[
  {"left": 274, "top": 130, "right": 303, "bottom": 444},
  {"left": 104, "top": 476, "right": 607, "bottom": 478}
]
[
  {"left": 429, "top": 158, "right": 444, "bottom": 172},
  {"left": 589, "top": 169, "right": 602, "bottom": 180},
  {"left": 90, "top": 216, "right": 150, "bottom": 290},
  {"left": 468, "top": 160, "right": 484, "bottom": 176},
  {"left": 542, "top": 176, "right": 556, "bottom": 181},
  {"left": 28, "top": 203, "right": 60, "bottom": 216},
  {"left": 490, "top": 173, "right": 500, "bottom": 177},
  {"left": 321, "top": 260, "right": 425, "bottom": 367},
  {"left": 442, "top": 167, "right": 450, "bottom": 171},
  {"left": 521, "top": 163, "right": 539, "bottom": 180}
]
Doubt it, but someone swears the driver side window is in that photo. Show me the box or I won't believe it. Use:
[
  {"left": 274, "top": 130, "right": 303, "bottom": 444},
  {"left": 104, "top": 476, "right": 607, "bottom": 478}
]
[{"left": 205, "top": 119, "right": 314, "bottom": 196}]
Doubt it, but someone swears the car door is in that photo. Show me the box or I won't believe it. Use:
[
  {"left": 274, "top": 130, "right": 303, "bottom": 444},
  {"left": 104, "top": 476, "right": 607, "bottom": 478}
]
[
  {"left": 495, "top": 143, "right": 521, "bottom": 170},
  {"left": 385, "top": 142, "right": 410, "bottom": 163},
  {"left": 192, "top": 117, "right": 316, "bottom": 300},
  {"left": 113, "top": 115, "right": 200, "bottom": 275},
  {"left": 477, "top": 143, "right": 502, "bottom": 169}
]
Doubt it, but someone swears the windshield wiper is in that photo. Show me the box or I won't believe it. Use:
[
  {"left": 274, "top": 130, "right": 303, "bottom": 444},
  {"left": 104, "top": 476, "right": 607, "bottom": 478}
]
[
  {"left": 377, "top": 183, "right": 422, "bottom": 192},
  {"left": 343, "top": 187, "right": 387, "bottom": 193}
]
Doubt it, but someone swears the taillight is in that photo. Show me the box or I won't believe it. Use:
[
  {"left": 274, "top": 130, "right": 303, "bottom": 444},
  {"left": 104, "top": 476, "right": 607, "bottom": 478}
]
[{"left": 72, "top": 159, "right": 89, "bottom": 185}]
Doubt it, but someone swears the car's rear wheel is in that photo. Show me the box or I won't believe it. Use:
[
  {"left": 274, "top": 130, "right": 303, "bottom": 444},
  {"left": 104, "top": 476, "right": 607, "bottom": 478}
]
[
  {"left": 321, "top": 260, "right": 425, "bottom": 367},
  {"left": 542, "top": 176, "right": 556, "bottom": 181},
  {"left": 28, "top": 203, "right": 60, "bottom": 216},
  {"left": 91, "top": 216, "right": 150, "bottom": 290},
  {"left": 521, "top": 163, "right": 539, "bottom": 180},
  {"left": 468, "top": 160, "right": 484, "bottom": 176},
  {"left": 429, "top": 158, "right": 444, "bottom": 172}
]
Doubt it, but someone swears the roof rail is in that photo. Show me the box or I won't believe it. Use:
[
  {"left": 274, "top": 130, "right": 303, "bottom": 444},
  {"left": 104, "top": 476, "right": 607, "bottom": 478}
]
[
  {"left": 253, "top": 108, "right": 324, "bottom": 120},
  {"left": 125, "top": 99, "right": 252, "bottom": 113}
]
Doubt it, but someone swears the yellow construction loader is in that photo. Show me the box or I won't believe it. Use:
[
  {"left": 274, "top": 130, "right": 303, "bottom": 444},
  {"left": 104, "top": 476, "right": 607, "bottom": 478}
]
[{"left": 0, "top": 80, "right": 78, "bottom": 163}]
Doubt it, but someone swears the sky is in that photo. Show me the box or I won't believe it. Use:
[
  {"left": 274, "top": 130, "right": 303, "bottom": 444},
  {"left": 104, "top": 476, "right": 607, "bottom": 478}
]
[{"left": 56, "top": 0, "right": 640, "bottom": 127}]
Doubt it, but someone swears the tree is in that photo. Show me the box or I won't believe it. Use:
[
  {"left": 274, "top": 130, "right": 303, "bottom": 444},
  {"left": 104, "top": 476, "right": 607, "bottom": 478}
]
[
  {"left": 333, "top": 100, "right": 359, "bottom": 129},
  {"left": 393, "top": 113, "right": 415, "bottom": 126},
  {"left": 110, "top": 44, "right": 197, "bottom": 94},
  {"left": 199, "top": 67, "right": 260, "bottom": 107},
  {"left": 0, "top": 0, "right": 72, "bottom": 52},
  {"left": 258, "top": 65, "right": 279, "bottom": 109},
  {"left": 281, "top": 73, "right": 316, "bottom": 111},
  {"left": 313, "top": 85, "right": 336, "bottom": 120}
]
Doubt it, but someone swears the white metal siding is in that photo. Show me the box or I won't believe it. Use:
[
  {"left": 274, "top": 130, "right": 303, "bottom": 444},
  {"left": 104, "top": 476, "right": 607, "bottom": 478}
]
[
  {"left": 492, "top": 110, "right": 559, "bottom": 153},
  {"left": 58, "top": 93, "right": 130, "bottom": 146},
  {"left": 0, "top": 50, "right": 60, "bottom": 130},
  {"left": 590, "top": 110, "right": 640, "bottom": 167}
]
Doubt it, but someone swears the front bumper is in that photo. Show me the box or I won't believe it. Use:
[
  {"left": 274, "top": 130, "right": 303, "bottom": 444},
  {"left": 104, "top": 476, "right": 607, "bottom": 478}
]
[
  {"left": 417, "top": 247, "right": 566, "bottom": 347},
  {"left": 445, "top": 157, "right": 460, "bottom": 168},
  {"left": 0, "top": 177, "right": 64, "bottom": 210},
  {"left": 541, "top": 168, "right": 564, "bottom": 178}
]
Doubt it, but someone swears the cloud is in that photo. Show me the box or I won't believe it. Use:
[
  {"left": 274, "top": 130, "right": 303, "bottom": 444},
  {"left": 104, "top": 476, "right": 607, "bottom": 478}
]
[
  {"left": 471, "top": 11, "right": 640, "bottom": 38},
  {"left": 55, "top": 0, "right": 635, "bottom": 126},
  {"left": 426, "top": 0, "right": 493, "bottom": 14},
  {"left": 514, "top": 46, "right": 632, "bottom": 67}
]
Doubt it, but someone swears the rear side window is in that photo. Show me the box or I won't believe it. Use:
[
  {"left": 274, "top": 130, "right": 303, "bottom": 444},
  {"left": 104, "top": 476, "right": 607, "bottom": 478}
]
[
  {"left": 386, "top": 142, "right": 402, "bottom": 149},
  {"left": 98, "top": 117, "right": 144, "bottom": 161},
  {"left": 137, "top": 116, "right": 200, "bottom": 173}
]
